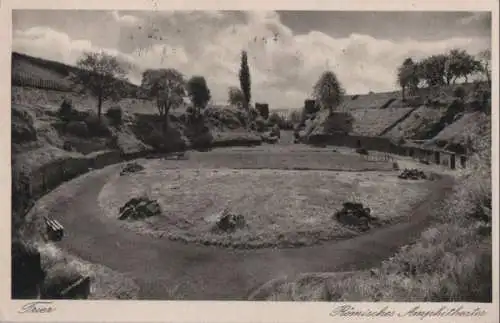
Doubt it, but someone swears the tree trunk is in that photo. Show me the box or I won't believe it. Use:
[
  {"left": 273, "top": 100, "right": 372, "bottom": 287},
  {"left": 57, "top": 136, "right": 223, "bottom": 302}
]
[
  {"left": 162, "top": 103, "right": 169, "bottom": 136},
  {"left": 401, "top": 86, "right": 405, "bottom": 101},
  {"left": 97, "top": 94, "right": 103, "bottom": 121}
]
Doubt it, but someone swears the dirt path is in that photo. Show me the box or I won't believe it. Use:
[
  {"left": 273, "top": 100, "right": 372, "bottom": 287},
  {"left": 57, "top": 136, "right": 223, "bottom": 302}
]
[{"left": 33, "top": 156, "right": 454, "bottom": 300}]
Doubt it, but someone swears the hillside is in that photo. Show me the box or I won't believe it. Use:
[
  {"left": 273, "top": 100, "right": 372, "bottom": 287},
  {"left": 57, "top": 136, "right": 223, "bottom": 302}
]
[{"left": 12, "top": 52, "right": 141, "bottom": 96}]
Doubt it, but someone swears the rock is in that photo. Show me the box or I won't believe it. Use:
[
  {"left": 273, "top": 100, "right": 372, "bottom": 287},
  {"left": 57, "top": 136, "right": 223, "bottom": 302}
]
[
  {"left": 334, "top": 202, "right": 379, "bottom": 231},
  {"left": 118, "top": 197, "right": 161, "bottom": 220},
  {"left": 120, "top": 162, "right": 144, "bottom": 176},
  {"left": 214, "top": 209, "right": 245, "bottom": 232},
  {"left": 398, "top": 168, "right": 427, "bottom": 180}
]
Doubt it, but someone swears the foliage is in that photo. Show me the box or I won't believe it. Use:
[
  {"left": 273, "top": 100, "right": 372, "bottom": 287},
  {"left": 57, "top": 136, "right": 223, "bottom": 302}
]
[
  {"left": 396, "top": 49, "right": 483, "bottom": 94},
  {"left": 312, "top": 71, "right": 345, "bottom": 113},
  {"left": 397, "top": 58, "right": 419, "bottom": 100},
  {"left": 106, "top": 106, "right": 123, "bottom": 126},
  {"left": 141, "top": 68, "right": 185, "bottom": 131},
  {"left": 84, "top": 112, "right": 112, "bottom": 137},
  {"left": 187, "top": 76, "right": 211, "bottom": 110},
  {"left": 58, "top": 98, "right": 74, "bottom": 121},
  {"left": 453, "top": 86, "right": 466, "bottom": 100},
  {"left": 446, "top": 49, "right": 481, "bottom": 84},
  {"left": 417, "top": 54, "right": 448, "bottom": 87},
  {"left": 239, "top": 51, "right": 252, "bottom": 109},
  {"left": 70, "top": 51, "right": 128, "bottom": 119},
  {"left": 477, "top": 49, "right": 491, "bottom": 86},
  {"left": 255, "top": 103, "right": 270, "bottom": 119},
  {"left": 228, "top": 86, "right": 245, "bottom": 107}
]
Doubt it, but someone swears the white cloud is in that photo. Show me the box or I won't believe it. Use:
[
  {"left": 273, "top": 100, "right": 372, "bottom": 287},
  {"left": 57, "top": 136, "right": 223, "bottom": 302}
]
[
  {"left": 13, "top": 11, "right": 491, "bottom": 110},
  {"left": 110, "top": 11, "right": 141, "bottom": 25}
]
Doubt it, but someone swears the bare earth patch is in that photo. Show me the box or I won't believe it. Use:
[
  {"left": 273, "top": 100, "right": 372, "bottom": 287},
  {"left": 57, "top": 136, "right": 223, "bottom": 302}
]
[{"left": 98, "top": 163, "right": 432, "bottom": 248}]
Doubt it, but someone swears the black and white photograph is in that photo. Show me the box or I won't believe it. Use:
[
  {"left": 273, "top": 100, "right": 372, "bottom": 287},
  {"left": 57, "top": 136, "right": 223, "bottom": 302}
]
[{"left": 4, "top": 1, "right": 498, "bottom": 320}]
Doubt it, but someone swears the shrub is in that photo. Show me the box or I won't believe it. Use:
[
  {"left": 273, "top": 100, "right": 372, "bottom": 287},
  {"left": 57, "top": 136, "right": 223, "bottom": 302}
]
[
  {"left": 65, "top": 121, "right": 89, "bottom": 137},
  {"left": 106, "top": 106, "right": 123, "bottom": 126},
  {"left": 356, "top": 148, "right": 369, "bottom": 155},
  {"left": 58, "top": 98, "right": 74, "bottom": 121},
  {"left": 84, "top": 113, "right": 112, "bottom": 137},
  {"left": 12, "top": 239, "right": 45, "bottom": 299},
  {"left": 254, "top": 117, "right": 267, "bottom": 132},
  {"left": 453, "top": 86, "right": 466, "bottom": 100}
]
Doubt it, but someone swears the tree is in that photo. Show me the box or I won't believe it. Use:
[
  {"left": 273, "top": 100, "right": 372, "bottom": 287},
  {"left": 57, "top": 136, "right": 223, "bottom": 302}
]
[
  {"left": 255, "top": 103, "right": 270, "bottom": 119},
  {"left": 141, "top": 68, "right": 185, "bottom": 133},
  {"left": 397, "top": 58, "right": 419, "bottom": 100},
  {"left": 447, "top": 49, "right": 481, "bottom": 84},
  {"left": 228, "top": 86, "right": 245, "bottom": 107},
  {"left": 71, "top": 51, "right": 128, "bottom": 121},
  {"left": 312, "top": 70, "right": 345, "bottom": 114},
  {"left": 417, "top": 55, "right": 448, "bottom": 87},
  {"left": 239, "top": 50, "right": 252, "bottom": 126},
  {"left": 187, "top": 76, "right": 211, "bottom": 111},
  {"left": 477, "top": 49, "right": 491, "bottom": 86}
]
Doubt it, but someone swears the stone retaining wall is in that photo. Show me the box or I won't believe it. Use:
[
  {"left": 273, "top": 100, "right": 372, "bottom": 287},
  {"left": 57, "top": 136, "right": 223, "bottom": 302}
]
[{"left": 306, "top": 133, "right": 467, "bottom": 170}]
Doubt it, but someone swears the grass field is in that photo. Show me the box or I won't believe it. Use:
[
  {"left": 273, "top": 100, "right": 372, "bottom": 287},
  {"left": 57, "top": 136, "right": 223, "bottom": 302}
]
[{"left": 98, "top": 151, "right": 432, "bottom": 248}]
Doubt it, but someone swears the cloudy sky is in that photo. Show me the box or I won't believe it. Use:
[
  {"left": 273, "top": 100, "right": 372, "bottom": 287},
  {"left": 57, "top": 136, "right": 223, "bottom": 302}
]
[{"left": 12, "top": 10, "right": 491, "bottom": 110}]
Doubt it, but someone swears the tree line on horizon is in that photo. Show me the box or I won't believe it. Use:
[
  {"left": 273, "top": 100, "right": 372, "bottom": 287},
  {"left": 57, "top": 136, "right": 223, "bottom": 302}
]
[
  {"left": 67, "top": 46, "right": 491, "bottom": 135},
  {"left": 397, "top": 48, "right": 491, "bottom": 100}
]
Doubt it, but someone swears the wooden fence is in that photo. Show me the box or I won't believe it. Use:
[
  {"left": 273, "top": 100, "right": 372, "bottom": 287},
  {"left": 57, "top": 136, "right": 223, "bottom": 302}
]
[{"left": 12, "top": 72, "right": 74, "bottom": 92}]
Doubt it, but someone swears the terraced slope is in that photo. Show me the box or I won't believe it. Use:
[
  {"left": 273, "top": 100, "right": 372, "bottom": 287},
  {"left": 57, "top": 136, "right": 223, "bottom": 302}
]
[
  {"left": 339, "top": 91, "right": 400, "bottom": 110},
  {"left": 426, "top": 112, "right": 489, "bottom": 151},
  {"left": 383, "top": 106, "right": 449, "bottom": 140},
  {"left": 350, "top": 107, "right": 414, "bottom": 136}
]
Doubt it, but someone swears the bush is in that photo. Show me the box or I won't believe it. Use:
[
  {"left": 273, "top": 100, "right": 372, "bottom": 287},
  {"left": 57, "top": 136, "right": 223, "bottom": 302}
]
[
  {"left": 84, "top": 113, "right": 112, "bottom": 137},
  {"left": 12, "top": 239, "right": 45, "bottom": 299},
  {"left": 356, "top": 148, "right": 369, "bottom": 155},
  {"left": 453, "top": 86, "right": 466, "bottom": 100},
  {"left": 65, "top": 121, "right": 89, "bottom": 137},
  {"left": 58, "top": 98, "right": 74, "bottom": 121},
  {"left": 254, "top": 117, "right": 267, "bottom": 132},
  {"left": 106, "top": 106, "right": 123, "bottom": 126}
]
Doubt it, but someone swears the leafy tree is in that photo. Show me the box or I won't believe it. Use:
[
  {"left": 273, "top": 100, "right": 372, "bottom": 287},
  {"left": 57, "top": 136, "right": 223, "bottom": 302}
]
[
  {"left": 288, "top": 109, "right": 302, "bottom": 125},
  {"left": 141, "top": 68, "right": 185, "bottom": 133},
  {"left": 477, "top": 49, "right": 491, "bottom": 86},
  {"left": 447, "top": 49, "right": 481, "bottom": 84},
  {"left": 397, "top": 58, "right": 419, "bottom": 100},
  {"left": 255, "top": 103, "right": 270, "bottom": 119},
  {"left": 312, "top": 70, "right": 345, "bottom": 114},
  {"left": 187, "top": 76, "right": 211, "bottom": 111},
  {"left": 228, "top": 86, "right": 245, "bottom": 107},
  {"left": 71, "top": 51, "right": 128, "bottom": 120},
  {"left": 239, "top": 50, "right": 252, "bottom": 126},
  {"left": 417, "top": 55, "right": 448, "bottom": 87}
]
